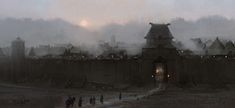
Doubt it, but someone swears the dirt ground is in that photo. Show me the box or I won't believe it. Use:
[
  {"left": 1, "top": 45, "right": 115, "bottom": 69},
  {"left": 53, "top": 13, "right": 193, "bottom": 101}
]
[
  {"left": 0, "top": 83, "right": 144, "bottom": 108},
  {"left": 115, "top": 85, "right": 235, "bottom": 108},
  {"left": 1, "top": 83, "right": 235, "bottom": 108}
]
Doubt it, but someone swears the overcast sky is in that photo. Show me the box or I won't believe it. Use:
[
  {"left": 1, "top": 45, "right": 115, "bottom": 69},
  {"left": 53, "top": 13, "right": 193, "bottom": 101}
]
[{"left": 0, "top": 0, "right": 234, "bottom": 28}]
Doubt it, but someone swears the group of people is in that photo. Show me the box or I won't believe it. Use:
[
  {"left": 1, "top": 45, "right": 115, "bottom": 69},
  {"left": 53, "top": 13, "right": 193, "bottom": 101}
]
[
  {"left": 65, "top": 94, "right": 105, "bottom": 108},
  {"left": 65, "top": 92, "right": 122, "bottom": 108},
  {"left": 89, "top": 96, "right": 101, "bottom": 105},
  {"left": 65, "top": 96, "right": 76, "bottom": 108}
]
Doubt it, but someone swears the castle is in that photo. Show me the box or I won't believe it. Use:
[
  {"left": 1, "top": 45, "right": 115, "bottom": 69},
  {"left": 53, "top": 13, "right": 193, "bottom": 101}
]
[{"left": 0, "top": 23, "right": 235, "bottom": 88}]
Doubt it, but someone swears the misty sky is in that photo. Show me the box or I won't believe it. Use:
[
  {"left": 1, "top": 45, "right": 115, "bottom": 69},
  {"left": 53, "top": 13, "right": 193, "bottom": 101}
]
[{"left": 0, "top": 0, "right": 234, "bottom": 28}]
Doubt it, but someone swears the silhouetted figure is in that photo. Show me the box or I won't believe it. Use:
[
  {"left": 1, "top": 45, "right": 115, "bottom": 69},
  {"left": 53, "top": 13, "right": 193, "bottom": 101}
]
[
  {"left": 119, "top": 92, "right": 122, "bottom": 100},
  {"left": 92, "top": 96, "right": 96, "bottom": 105},
  {"left": 65, "top": 100, "right": 70, "bottom": 108},
  {"left": 71, "top": 97, "right": 76, "bottom": 107},
  {"left": 65, "top": 96, "right": 73, "bottom": 108},
  {"left": 89, "top": 97, "right": 93, "bottom": 105},
  {"left": 100, "top": 95, "right": 104, "bottom": 104},
  {"left": 78, "top": 97, "right": 82, "bottom": 107}
]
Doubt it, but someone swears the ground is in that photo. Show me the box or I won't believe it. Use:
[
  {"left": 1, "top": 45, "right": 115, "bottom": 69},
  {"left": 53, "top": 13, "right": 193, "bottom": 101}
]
[
  {"left": 1, "top": 83, "right": 235, "bottom": 108},
  {"left": 105, "top": 85, "right": 235, "bottom": 108},
  {"left": 0, "top": 82, "right": 145, "bottom": 108}
]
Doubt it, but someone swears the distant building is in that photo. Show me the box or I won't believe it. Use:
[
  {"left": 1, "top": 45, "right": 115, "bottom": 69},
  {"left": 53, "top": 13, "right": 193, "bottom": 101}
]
[
  {"left": 206, "top": 37, "right": 225, "bottom": 55},
  {"left": 0, "top": 48, "right": 5, "bottom": 57},
  {"left": 28, "top": 47, "right": 36, "bottom": 57},
  {"left": 3, "top": 22, "right": 235, "bottom": 87},
  {"left": 142, "top": 23, "right": 179, "bottom": 84},
  {"left": 224, "top": 41, "right": 235, "bottom": 55},
  {"left": 11, "top": 37, "right": 25, "bottom": 60}
]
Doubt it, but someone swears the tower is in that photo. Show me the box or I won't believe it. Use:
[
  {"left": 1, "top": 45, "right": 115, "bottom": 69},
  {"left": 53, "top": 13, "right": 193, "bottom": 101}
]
[
  {"left": 142, "top": 23, "right": 178, "bottom": 59},
  {"left": 141, "top": 23, "right": 179, "bottom": 85},
  {"left": 145, "top": 23, "right": 174, "bottom": 49},
  {"left": 0, "top": 48, "right": 5, "bottom": 57},
  {"left": 11, "top": 37, "right": 25, "bottom": 60},
  {"left": 28, "top": 47, "right": 36, "bottom": 57}
]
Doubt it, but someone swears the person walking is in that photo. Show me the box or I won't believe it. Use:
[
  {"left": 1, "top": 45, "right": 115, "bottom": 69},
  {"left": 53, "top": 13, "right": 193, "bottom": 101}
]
[
  {"left": 100, "top": 94, "right": 104, "bottom": 104},
  {"left": 78, "top": 97, "right": 82, "bottom": 107},
  {"left": 65, "top": 96, "right": 73, "bottom": 108},
  {"left": 71, "top": 97, "right": 76, "bottom": 107},
  {"left": 119, "top": 92, "right": 122, "bottom": 100},
  {"left": 93, "top": 96, "right": 96, "bottom": 105},
  {"left": 89, "top": 97, "right": 93, "bottom": 105}
]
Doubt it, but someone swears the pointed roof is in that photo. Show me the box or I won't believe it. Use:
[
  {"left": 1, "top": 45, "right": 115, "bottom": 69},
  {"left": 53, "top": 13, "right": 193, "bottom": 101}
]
[
  {"left": 13, "top": 37, "right": 24, "bottom": 43},
  {"left": 209, "top": 37, "right": 225, "bottom": 49},
  {"left": 145, "top": 23, "right": 173, "bottom": 39},
  {"left": 28, "top": 47, "right": 36, "bottom": 57},
  {"left": 225, "top": 41, "right": 235, "bottom": 50}
]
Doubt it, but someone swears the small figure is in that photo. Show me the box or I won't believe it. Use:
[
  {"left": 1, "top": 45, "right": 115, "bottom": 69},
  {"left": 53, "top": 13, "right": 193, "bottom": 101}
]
[
  {"left": 89, "top": 97, "right": 93, "bottom": 105},
  {"left": 78, "top": 97, "right": 82, "bottom": 107},
  {"left": 65, "top": 96, "right": 72, "bottom": 108},
  {"left": 119, "top": 92, "right": 122, "bottom": 100},
  {"left": 100, "top": 94, "right": 104, "bottom": 104},
  {"left": 93, "top": 96, "right": 96, "bottom": 105},
  {"left": 71, "top": 97, "right": 76, "bottom": 107}
]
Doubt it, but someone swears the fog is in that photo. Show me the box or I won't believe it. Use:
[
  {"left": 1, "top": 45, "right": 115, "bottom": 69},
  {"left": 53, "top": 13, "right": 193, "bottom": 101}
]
[
  {"left": 1, "top": 15, "right": 235, "bottom": 55},
  {"left": 0, "top": 0, "right": 234, "bottom": 54}
]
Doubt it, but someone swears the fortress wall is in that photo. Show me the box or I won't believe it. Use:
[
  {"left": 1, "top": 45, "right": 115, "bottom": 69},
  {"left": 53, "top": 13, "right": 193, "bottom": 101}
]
[
  {"left": 2, "top": 56, "right": 235, "bottom": 86},
  {"left": 0, "top": 58, "right": 140, "bottom": 85},
  {"left": 183, "top": 57, "right": 235, "bottom": 84}
]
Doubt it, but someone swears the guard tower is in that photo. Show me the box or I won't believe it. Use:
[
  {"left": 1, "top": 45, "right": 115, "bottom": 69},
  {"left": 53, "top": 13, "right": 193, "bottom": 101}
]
[
  {"left": 11, "top": 37, "right": 25, "bottom": 60},
  {"left": 141, "top": 23, "right": 179, "bottom": 85}
]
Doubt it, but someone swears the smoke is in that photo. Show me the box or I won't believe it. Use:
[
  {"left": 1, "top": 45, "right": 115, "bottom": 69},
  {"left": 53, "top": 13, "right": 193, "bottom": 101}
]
[
  {"left": 170, "top": 15, "right": 235, "bottom": 51},
  {"left": 1, "top": 15, "right": 235, "bottom": 55},
  {"left": 0, "top": 18, "right": 148, "bottom": 55}
]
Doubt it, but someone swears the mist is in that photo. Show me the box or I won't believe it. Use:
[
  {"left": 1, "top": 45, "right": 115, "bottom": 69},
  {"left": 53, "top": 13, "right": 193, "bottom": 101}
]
[
  {"left": 1, "top": 15, "right": 235, "bottom": 55},
  {"left": 170, "top": 15, "right": 235, "bottom": 50}
]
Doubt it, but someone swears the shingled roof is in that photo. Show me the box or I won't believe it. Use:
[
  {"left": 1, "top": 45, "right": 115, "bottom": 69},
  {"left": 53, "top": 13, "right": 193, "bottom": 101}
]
[
  {"left": 209, "top": 37, "right": 225, "bottom": 50},
  {"left": 145, "top": 23, "right": 173, "bottom": 39},
  {"left": 225, "top": 41, "right": 235, "bottom": 50}
]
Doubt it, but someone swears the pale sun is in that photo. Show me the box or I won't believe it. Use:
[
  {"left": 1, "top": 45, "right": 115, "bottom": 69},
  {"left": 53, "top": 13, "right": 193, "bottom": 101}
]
[{"left": 79, "top": 19, "right": 89, "bottom": 27}]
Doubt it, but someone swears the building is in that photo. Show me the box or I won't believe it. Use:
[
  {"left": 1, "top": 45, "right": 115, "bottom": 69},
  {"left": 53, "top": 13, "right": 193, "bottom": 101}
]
[
  {"left": 1, "top": 23, "right": 235, "bottom": 88},
  {"left": 224, "top": 41, "right": 235, "bottom": 55},
  {"left": 0, "top": 48, "right": 5, "bottom": 57},
  {"left": 206, "top": 37, "right": 225, "bottom": 55},
  {"left": 11, "top": 37, "right": 25, "bottom": 60},
  {"left": 28, "top": 47, "right": 36, "bottom": 57},
  {"left": 142, "top": 23, "right": 180, "bottom": 84}
]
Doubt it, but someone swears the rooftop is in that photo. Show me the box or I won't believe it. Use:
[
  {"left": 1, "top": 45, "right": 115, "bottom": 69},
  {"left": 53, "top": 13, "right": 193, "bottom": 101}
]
[{"left": 145, "top": 23, "right": 173, "bottom": 40}]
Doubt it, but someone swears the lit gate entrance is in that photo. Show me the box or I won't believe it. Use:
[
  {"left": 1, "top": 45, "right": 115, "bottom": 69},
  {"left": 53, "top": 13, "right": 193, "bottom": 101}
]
[{"left": 153, "top": 57, "right": 168, "bottom": 89}]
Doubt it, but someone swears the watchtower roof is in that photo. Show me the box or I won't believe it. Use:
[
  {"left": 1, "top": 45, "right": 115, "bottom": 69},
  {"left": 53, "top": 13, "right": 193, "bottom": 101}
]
[
  {"left": 145, "top": 23, "right": 173, "bottom": 39},
  {"left": 225, "top": 41, "right": 235, "bottom": 50}
]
